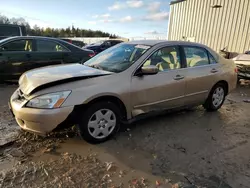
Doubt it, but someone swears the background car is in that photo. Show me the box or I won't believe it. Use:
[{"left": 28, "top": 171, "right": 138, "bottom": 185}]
[
  {"left": 83, "top": 39, "right": 123, "bottom": 54},
  {"left": 0, "top": 36, "right": 95, "bottom": 82},
  {"left": 10, "top": 41, "right": 237, "bottom": 143},
  {"left": 0, "top": 24, "right": 26, "bottom": 40},
  {"left": 61, "top": 38, "right": 86, "bottom": 48},
  {"left": 233, "top": 54, "right": 250, "bottom": 80}
]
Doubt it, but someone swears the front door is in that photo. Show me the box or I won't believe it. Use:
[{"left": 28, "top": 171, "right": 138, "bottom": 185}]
[
  {"left": 130, "top": 46, "right": 186, "bottom": 117},
  {"left": 0, "top": 39, "right": 33, "bottom": 81}
]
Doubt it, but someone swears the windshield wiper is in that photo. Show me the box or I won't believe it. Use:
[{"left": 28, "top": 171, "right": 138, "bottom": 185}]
[{"left": 87, "top": 64, "right": 103, "bottom": 70}]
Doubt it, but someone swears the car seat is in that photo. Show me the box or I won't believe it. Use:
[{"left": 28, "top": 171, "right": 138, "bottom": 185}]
[
  {"left": 156, "top": 48, "right": 178, "bottom": 71},
  {"left": 187, "top": 51, "right": 209, "bottom": 67},
  {"left": 143, "top": 60, "right": 151, "bottom": 67},
  {"left": 156, "top": 60, "right": 171, "bottom": 71},
  {"left": 189, "top": 58, "right": 209, "bottom": 67},
  {"left": 25, "top": 40, "right": 32, "bottom": 51}
]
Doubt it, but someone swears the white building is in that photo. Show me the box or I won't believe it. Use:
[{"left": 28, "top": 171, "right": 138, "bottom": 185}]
[{"left": 168, "top": 0, "right": 250, "bottom": 53}]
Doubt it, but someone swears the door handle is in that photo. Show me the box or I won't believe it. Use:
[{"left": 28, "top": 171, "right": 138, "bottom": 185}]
[
  {"left": 211, "top": 68, "right": 218, "bottom": 73},
  {"left": 174, "top": 75, "right": 185, "bottom": 80}
]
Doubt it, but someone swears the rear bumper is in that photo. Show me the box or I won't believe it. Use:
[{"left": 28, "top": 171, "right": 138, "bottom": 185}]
[{"left": 10, "top": 90, "right": 74, "bottom": 135}]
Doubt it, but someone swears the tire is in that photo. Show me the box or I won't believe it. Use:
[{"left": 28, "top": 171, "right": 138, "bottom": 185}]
[
  {"left": 203, "top": 83, "right": 226, "bottom": 111},
  {"left": 78, "top": 101, "right": 121, "bottom": 144}
]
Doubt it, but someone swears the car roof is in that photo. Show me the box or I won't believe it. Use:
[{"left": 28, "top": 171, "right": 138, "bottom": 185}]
[
  {"left": 2, "top": 36, "right": 63, "bottom": 41},
  {"left": 0, "top": 24, "right": 22, "bottom": 27},
  {"left": 126, "top": 40, "right": 209, "bottom": 48}
]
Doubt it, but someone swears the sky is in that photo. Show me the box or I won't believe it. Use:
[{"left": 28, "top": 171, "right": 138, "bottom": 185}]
[{"left": 0, "top": 0, "right": 171, "bottom": 38}]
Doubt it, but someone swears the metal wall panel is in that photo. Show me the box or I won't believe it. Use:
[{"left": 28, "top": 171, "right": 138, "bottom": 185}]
[
  {"left": 217, "top": 0, "right": 227, "bottom": 51},
  {"left": 237, "top": 0, "right": 248, "bottom": 52},
  {"left": 213, "top": 0, "right": 223, "bottom": 51},
  {"left": 168, "top": 0, "right": 250, "bottom": 53}
]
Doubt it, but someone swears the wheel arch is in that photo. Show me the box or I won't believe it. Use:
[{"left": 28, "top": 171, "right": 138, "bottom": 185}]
[{"left": 79, "top": 95, "right": 128, "bottom": 120}]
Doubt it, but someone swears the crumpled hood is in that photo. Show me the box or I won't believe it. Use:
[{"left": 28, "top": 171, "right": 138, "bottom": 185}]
[
  {"left": 233, "top": 54, "right": 250, "bottom": 62},
  {"left": 19, "top": 63, "right": 111, "bottom": 95}
]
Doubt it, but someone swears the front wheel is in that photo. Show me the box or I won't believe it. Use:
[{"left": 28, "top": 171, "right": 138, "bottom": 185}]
[
  {"left": 78, "top": 101, "right": 121, "bottom": 143},
  {"left": 203, "top": 83, "right": 226, "bottom": 111}
]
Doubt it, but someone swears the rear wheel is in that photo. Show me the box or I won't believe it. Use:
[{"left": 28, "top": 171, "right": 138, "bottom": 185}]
[
  {"left": 78, "top": 101, "right": 121, "bottom": 143},
  {"left": 203, "top": 83, "right": 226, "bottom": 111}
]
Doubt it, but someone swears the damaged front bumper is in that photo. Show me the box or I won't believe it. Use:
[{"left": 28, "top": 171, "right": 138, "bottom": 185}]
[
  {"left": 10, "top": 88, "right": 74, "bottom": 135},
  {"left": 236, "top": 64, "right": 250, "bottom": 80}
]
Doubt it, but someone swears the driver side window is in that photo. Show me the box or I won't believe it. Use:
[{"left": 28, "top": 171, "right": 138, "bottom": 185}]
[
  {"left": 143, "top": 46, "right": 181, "bottom": 71},
  {"left": 1, "top": 39, "right": 33, "bottom": 52}
]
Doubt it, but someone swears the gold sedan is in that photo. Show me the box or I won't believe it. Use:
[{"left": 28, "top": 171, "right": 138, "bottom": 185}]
[{"left": 10, "top": 41, "right": 237, "bottom": 143}]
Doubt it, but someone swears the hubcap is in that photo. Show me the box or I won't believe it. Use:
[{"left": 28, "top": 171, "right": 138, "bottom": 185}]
[
  {"left": 88, "top": 109, "right": 116, "bottom": 139},
  {"left": 212, "top": 87, "right": 224, "bottom": 108}
]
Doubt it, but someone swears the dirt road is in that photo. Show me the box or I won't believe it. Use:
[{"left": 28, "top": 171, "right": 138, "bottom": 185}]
[{"left": 1, "top": 83, "right": 250, "bottom": 188}]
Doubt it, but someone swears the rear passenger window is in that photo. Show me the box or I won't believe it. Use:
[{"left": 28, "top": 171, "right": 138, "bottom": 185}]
[
  {"left": 143, "top": 46, "right": 181, "bottom": 71},
  {"left": 184, "top": 47, "right": 209, "bottom": 67},
  {"left": 37, "top": 40, "right": 68, "bottom": 52},
  {"left": 1, "top": 39, "right": 32, "bottom": 51}
]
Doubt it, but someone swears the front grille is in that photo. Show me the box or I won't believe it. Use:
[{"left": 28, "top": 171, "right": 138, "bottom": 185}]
[{"left": 237, "top": 64, "right": 250, "bottom": 73}]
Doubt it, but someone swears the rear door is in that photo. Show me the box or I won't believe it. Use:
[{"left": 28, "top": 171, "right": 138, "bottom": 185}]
[
  {"left": 181, "top": 46, "right": 221, "bottom": 105},
  {"left": 30, "top": 39, "right": 70, "bottom": 70},
  {"left": 0, "top": 38, "right": 33, "bottom": 81}
]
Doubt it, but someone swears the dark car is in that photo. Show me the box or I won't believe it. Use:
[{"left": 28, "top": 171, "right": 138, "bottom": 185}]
[
  {"left": 0, "top": 24, "right": 27, "bottom": 40},
  {"left": 83, "top": 39, "right": 123, "bottom": 54},
  {"left": 0, "top": 36, "right": 95, "bottom": 82},
  {"left": 61, "top": 38, "right": 86, "bottom": 48}
]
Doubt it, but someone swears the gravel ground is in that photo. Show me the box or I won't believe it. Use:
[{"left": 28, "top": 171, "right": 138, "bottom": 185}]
[{"left": 1, "top": 82, "right": 250, "bottom": 187}]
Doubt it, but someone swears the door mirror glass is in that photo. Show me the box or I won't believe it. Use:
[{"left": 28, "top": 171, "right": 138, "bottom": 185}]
[{"left": 140, "top": 65, "right": 159, "bottom": 75}]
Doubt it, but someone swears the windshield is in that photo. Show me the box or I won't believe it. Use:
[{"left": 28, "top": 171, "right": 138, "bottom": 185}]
[{"left": 84, "top": 43, "right": 150, "bottom": 73}]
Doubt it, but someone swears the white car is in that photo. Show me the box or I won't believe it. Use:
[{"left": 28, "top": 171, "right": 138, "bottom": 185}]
[{"left": 233, "top": 54, "right": 250, "bottom": 80}]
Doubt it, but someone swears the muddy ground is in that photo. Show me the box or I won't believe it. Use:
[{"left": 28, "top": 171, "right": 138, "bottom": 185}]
[{"left": 1, "top": 82, "right": 250, "bottom": 188}]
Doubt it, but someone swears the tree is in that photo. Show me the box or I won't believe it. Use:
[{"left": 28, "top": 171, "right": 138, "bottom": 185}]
[
  {"left": 0, "top": 14, "right": 118, "bottom": 38},
  {"left": 0, "top": 15, "right": 10, "bottom": 24}
]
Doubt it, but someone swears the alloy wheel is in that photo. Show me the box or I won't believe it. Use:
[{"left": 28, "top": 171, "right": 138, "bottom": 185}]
[
  {"left": 87, "top": 109, "right": 116, "bottom": 139},
  {"left": 212, "top": 86, "right": 225, "bottom": 108}
]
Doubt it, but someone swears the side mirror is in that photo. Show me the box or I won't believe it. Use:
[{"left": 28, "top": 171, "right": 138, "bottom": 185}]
[{"left": 137, "top": 65, "right": 159, "bottom": 76}]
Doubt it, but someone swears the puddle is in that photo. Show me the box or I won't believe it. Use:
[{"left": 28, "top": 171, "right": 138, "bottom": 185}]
[{"left": 32, "top": 138, "right": 172, "bottom": 187}]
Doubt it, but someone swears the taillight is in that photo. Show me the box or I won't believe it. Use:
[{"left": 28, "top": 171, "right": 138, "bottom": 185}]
[
  {"left": 88, "top": 52, "right": 95, "bottom": 57},
  {"left": 234, "top": 67, "right": 238, "bottom": 73}
]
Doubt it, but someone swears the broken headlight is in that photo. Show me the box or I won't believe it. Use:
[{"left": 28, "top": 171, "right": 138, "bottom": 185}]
[{"left": 26, "top": 91, "right": 71, "bottom": 109}]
